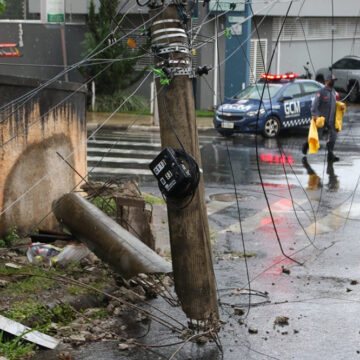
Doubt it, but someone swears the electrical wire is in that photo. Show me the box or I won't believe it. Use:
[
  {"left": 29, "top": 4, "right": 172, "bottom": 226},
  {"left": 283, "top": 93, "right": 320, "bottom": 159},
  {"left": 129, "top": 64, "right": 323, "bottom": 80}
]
[
  {"left": 248, "top": 4, "right": 320, "bottom": 249},
  {"left": 251, "top": 0, "right": 302, "bottom": 265},
  {"left": 0, "top": 4, "right": 167, "bottom": 122}
]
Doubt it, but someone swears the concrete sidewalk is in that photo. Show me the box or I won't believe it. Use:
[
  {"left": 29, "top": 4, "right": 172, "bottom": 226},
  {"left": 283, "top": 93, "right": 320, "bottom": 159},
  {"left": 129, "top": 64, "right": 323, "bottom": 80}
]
[{"left": 86, "top": 112, "right": 214, "bottom": 131}]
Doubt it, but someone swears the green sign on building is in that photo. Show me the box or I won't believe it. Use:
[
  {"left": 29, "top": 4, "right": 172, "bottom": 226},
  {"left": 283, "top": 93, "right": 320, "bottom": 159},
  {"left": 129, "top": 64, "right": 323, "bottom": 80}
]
[{"left": 42, "top": 0, "right": 64, "bottom": 23}]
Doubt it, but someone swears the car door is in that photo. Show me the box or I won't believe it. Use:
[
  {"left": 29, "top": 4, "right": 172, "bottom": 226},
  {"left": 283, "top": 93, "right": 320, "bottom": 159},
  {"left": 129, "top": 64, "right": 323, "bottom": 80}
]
[
  {"left": 301, "top": 82, "right": 322, "bottom": 123},
  {"left": 279, "top": 83, "right": 304, "bottom": 129},
  {"left": 332, "top": 58, "right": 350, "bottom": 92}
]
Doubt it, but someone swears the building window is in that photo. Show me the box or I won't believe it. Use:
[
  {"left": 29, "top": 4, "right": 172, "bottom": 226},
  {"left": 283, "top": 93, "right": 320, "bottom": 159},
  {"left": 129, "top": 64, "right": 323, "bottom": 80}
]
[{"left": 249, "top": 38, "right": 267, "bottom": 84}]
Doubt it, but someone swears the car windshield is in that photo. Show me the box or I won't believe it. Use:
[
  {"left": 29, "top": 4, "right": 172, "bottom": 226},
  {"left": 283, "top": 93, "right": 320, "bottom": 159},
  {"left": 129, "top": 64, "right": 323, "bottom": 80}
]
[{"left": 235, "top": 83, "right": 283, "bottom": 100}]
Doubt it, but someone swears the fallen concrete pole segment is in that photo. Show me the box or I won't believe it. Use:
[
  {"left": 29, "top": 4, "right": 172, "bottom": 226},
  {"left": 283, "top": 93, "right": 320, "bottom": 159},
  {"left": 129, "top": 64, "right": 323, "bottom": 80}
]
[{"left": 53, "top": 193, "right": 172, "bottom": 278}]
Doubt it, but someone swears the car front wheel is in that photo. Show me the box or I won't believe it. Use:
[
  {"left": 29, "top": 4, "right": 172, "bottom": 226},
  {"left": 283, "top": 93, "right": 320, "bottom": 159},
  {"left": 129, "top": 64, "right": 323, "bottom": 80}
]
[{"left": 263, "top": 117, "right": 281, "bottom": 138}]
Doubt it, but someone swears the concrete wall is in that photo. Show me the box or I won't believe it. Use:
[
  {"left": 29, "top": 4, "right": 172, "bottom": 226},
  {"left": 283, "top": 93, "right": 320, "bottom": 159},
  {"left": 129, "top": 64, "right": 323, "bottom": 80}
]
[{"left": 0, "top": 75, "right": 87, "bottom": 236}]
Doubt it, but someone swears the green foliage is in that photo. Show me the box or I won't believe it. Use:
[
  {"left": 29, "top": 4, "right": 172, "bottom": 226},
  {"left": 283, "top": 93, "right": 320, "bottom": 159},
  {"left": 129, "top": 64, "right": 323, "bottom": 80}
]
[
  {"left": 0, "top": 226, "right": 19, "bottom": 248},
  {"left": 4, "top": 267, "right": 55, "bottom": 296},
  {"left": 0, "top": 331, "right": 35, "bottom": 360},
  {"left": 90, "top": 195, "right": 116, "bottom": 217},
  {"left": 196, "top": 110, "right": 214, "bottom": 117},
  {"left": 81, "top": 0, "right": 150, "bottom": 95},
  {"left": 88, "top": 308, "right": 109, "bottom": 319},
  {"left": 143, "top": 193, "right": 165, "bottom": 205},
  {"left": 51, "top": 303, "right": 76, "bottom": 325},
  {"left": 92, "top": 92, "right": 149, "bottom": 112},
  {"left": 0, "top": 1, "right": 5, "bottom": 15},
  {"left": 67, "top": 285, "right": 87, "bottom": 296},
  {"left": 4, "top": 300, "right": 52, "bottom": 328}
]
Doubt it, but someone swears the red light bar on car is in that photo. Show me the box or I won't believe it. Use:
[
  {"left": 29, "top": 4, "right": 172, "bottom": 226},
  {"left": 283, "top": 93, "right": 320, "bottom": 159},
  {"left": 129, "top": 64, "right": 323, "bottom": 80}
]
[{"left": 261, "top": 73, "right": 299, "bottom": 80}]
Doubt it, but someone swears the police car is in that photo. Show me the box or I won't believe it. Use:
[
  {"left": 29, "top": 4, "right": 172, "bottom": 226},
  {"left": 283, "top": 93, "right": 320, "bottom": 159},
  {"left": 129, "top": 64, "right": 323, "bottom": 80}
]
[{"left": 213, "top": 73, "right": 324, "bottom": 138}]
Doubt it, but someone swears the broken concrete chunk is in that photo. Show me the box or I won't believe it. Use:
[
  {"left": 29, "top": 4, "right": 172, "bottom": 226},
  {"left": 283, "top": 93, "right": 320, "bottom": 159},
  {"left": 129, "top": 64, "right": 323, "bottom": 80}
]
[
  {"left": 234, "top": 307, "right": 245, "bottom": 316},
  {"left": 118, "top": 343, "right": 129, "bottom": 350},
  {"left": 69, "top": 334, "right": 86, "bottom": 345},
  {"left": 248, "top": 327, "right": 258, "bottom": 334},
  {"left": 274, "top": 316, "right": 289, "bottom": 327}
]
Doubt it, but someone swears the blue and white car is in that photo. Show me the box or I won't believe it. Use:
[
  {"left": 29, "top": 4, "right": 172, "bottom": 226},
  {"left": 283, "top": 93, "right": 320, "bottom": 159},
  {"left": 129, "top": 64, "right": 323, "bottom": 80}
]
[{"left": 213, "top": 73, "right": 323, "bottom": 138}]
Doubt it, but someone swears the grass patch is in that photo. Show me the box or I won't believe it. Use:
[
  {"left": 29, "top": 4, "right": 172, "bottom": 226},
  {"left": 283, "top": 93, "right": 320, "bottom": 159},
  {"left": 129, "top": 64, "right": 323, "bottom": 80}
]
[
  {"left": 0, "top": 331, "right": 35, "bottom": 360},
  {"left": 143, "top": 193, "right": 165, "bottom": 205},
  {"left": 5, "top": 272, "right": 54, "bottom": 296},
  {"left": 0, "top": 226, "right": 20, "bottom": 248},
  {"left": 51, "top": 303, "right": 76, "bottom": 325},
  {"left": 66, "top": 285, "right": 87, "bottom": 296},
  {"left": 88, "top": 308, "right": 109, "bottom": 319},
  {"left": 196, "top": 110, "right": 214, "bottom": 117},
  {"left": 0, "top": 265, "right": 65, "bottom": 297},
  {"left": 3, "top": 300, "right": 52, "bottom": 328}
]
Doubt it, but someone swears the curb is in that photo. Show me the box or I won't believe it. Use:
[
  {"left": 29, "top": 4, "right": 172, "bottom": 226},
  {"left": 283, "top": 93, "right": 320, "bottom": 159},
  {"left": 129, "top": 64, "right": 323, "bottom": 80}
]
[{"left": 87, "top": 124, "right": 215, "bottom": 132}]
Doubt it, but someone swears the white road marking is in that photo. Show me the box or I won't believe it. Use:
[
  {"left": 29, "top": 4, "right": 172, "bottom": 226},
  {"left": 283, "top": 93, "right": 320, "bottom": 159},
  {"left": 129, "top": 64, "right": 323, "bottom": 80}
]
[
  {"left": 218, "top": 198, "right": 308, "bottom": 234},
  {"left": 87, "top": 156, "right": 150, "bottom": 164},
  {"left": 87, "top": 147, "right": 159, "bottom": 156},
  {"left": 89, "top": 167, "right": 152, "bottom": 176},
  {"left": 88, "top": 139, "right": 161, "bottom": 148},
  {"left": 304, "top": 202, "right": 360, "bottom": 235},
  {"left": 207, "top": 200, "right": 235, "bottom": 216}
]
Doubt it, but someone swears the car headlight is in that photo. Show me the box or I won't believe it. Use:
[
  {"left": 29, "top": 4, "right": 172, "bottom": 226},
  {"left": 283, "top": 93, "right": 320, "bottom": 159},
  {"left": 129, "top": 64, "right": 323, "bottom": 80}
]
[{"left": 246, "top": 108, "right": 266, "bottom": 117}]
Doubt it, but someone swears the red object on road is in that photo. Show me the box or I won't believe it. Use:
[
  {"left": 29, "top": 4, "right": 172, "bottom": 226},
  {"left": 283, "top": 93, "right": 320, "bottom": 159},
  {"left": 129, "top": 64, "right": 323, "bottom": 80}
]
[{"left": 0, "top": 43, "right": 21, "bottom": 57}]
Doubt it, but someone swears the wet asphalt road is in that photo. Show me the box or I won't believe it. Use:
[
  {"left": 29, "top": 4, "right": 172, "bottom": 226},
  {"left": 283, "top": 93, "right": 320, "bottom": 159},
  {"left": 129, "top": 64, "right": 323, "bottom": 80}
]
[{"left": 37, "top": 104, "right": 360, "bottom": 359}]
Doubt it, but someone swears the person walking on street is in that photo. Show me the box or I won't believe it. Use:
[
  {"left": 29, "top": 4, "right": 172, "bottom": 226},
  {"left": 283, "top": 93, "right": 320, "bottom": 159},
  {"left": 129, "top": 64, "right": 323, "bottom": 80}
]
[{"left": 302, "top": 73, "right": 339, "bottom": 161}]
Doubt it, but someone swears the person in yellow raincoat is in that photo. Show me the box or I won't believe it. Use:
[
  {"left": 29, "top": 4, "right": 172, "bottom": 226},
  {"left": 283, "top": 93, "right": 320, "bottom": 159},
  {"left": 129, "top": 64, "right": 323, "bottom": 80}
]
[{"left": 302, "top": 73, "right": 344, "bottom": 161}]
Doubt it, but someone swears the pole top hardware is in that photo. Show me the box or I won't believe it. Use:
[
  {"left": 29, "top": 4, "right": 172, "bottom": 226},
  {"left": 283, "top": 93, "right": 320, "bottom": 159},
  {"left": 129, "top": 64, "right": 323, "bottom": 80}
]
[
  {"left": 151, "top": 32, "right": 188, "bottom": 44},
  {"left": 156, "top": 45, "right": 190, "bottom": 55},
  {"left": 157, "top": 59, "right": 191, "bottom": 67},
  {"left": 196, "top": 65, "right": 212, "bottom": 76},
  {"left": 152, "top": 19, "right": 182, "bottom": 26}
]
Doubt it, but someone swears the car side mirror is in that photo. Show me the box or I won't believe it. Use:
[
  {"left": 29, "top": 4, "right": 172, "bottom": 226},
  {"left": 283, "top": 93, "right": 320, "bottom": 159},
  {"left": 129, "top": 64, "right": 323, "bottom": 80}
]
[{"left": 279, "top": 95, "right": 293, "bottom": 102}]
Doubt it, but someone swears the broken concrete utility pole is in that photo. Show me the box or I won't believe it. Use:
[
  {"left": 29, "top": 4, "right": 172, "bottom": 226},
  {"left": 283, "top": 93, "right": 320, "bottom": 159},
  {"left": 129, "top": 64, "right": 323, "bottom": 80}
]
[
  {"left": 53, "top": 193, "right": 172, "bottom": 278},
  {"left": 150, "top": 3, "right": 219, "bottom": 325}
]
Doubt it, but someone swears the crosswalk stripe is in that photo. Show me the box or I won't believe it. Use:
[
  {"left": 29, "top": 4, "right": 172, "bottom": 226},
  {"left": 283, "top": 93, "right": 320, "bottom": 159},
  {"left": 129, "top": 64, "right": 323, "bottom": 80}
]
[
  {"left": 304, "top": 202, "right": 360, "bottom": 235},
  {"left": 88, "top": 139, "right": 161, "bottom": 148},
  {"left": 87, "top": 156, "right": 151, "bottom": 164},
  {"left": 207, "top": 201, "right": 235, "bottom": 216},
  {"left": 89, "top": 167, "right": 153, "bottom": 176},
  {"left": 218, "top": 198, "right": 307, "bottom": 234},
  {"left": 87, "top": 147, "right": 159, "bottom": 156}
]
